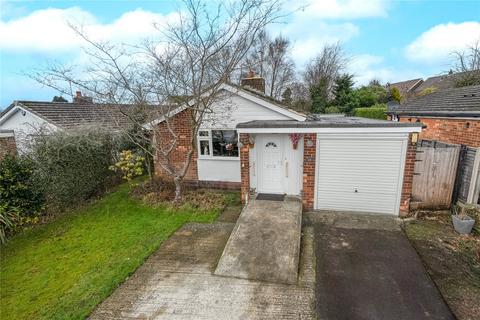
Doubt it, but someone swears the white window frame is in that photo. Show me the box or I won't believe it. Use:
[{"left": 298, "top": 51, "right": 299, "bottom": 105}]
[{"left": 197, "top": 128, "right": 240, "bottom": 160}]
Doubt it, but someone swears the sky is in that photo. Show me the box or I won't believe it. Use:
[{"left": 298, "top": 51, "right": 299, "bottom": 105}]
[{"left": 0, "top": 0, "right": 479, "bottom": 109}]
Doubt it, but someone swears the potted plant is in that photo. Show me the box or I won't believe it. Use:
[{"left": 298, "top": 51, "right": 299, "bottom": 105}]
[{"left": 451, "top": 205, "right": 476, "bottom": 235}]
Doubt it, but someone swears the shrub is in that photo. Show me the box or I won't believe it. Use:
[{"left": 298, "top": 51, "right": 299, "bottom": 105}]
[
  {"left": 324, "top": 106, "right": 341, "bottom": 114},
  {"left": 353, "top": 104, "right": 387, "bottom": 120},
  {"left": 0, "top": 155, "right": 44, "bottom": 216},
  {"left": 109, "top": 150, "right": 145, "bottom": 182},
  {"left": 30, "top": 129, "right": 117, "bottom": 211},
  {"left": 0, "top": 155, "right": 44, "bottom": 242},
  {"left": 389, "top": 87, "right": 402, "bottom": 103}
]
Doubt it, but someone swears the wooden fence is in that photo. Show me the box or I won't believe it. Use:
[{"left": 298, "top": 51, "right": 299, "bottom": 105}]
[
  {"left": 411, "top": 140, "right": 480, "bottom": 210},
  {"left": 411, "top": 140, "right": 461, "bottom": 209}
]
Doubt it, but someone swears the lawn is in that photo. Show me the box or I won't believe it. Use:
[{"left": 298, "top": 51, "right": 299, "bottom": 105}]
[
  {"left": 0, "top": 182, "right": 238, "bottom": 320},
  {"left": 404, "top": 213, "right": 480, "bottom": 320}
]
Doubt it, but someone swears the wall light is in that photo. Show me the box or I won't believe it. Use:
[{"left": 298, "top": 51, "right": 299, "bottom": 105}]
[{"left": 411, "top": 132, "right": 419, "bottom": 145}]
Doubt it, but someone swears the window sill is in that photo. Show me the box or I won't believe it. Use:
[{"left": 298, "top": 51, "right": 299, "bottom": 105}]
[{"left": 198, "top": 156, "right": 240, "bottom": 161}]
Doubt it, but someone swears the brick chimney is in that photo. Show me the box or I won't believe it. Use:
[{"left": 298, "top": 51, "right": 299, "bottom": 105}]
[
  {"left": 73, "top": 91, "right": 93, "bottom": 104},
  {"left": 241, "top": 70, "right": 265, "bottom": 94}
]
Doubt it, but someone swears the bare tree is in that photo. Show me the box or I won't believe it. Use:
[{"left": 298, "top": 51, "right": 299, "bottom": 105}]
[
  {"left": 31, "top": 0, "right": 284, "bottom": 202},
  {"left": 243, "top": 32, "right": 295, "bottom": 99},
  {"left": 303, "top": 42, "right": 347, "bottom": 97},
  {"left": 451, "top": 39, "right": 480, "bottom": 87}
]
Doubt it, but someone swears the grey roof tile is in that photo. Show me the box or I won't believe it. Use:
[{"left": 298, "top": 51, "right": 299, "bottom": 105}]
[{"left": 387, "top": 85, "right": 480, "bottom": 117}]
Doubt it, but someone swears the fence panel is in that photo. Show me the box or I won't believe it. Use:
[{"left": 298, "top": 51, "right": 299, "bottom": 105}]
[{"left": 411, "top": 140, "right": 461, "bottom": 209}]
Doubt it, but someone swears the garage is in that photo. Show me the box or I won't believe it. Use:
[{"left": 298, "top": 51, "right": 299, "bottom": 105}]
[
  {"left": 236, "top": 117, "right": 422, "bottom": 216},
  {"left": 315, "top": 136, "right": 408, "bottom": 215}
]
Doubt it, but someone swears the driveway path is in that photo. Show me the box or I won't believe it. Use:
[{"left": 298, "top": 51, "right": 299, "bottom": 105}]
[
  {"left": 307, "top": 212, "right": 455, "bottom": 320},
  {"left": 215, "top": 199, "right": 302, "bottom": 284},
  {"left": 90, "top": 222, "right": 315, "bottom": 319}
]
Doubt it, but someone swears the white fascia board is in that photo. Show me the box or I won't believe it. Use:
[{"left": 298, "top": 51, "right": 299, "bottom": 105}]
[
  {"left": 0, "top": 106, "right": 19, "bottom": 126},
  {"left": 0, "top": 105, "right": 60, "bottom": 131},
  {"left": 237, "top": 126, "right": 422, "bottom": 134}
]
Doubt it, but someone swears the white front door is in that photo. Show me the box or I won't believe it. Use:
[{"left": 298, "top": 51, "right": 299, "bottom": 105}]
[{"left": 258, "top": 135, "right": 284, "bottom": 193}]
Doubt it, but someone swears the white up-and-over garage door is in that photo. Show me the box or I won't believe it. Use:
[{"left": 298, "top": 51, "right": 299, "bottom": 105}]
[{"left": 315, "top": 136, "right": 408, "bottom": 215}]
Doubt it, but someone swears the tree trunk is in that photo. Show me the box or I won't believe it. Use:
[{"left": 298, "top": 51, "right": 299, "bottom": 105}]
[{"left": 173, "top": 177, "right": 182, "bottom": 203}]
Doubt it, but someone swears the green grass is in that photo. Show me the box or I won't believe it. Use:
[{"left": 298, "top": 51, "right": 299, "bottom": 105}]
[{"left": 1, "top": 183, "right": 234, "bottom": 320}]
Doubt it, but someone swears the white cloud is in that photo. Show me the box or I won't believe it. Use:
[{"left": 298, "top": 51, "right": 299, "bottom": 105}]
[
  {"left": 289, "top": 0, "right": 388, "bottom": 19},
  {"left": 405, "top": 21, "right": 480, "bottom": 63},
  {"left": 0, "top": 7, "right": 178, "bottom": 52},
  {"left": 349, "top": 54, "right": 423, "bottom": 86},
  {"left": 287, "top": 22, "right": 359, "bottom": 65}
]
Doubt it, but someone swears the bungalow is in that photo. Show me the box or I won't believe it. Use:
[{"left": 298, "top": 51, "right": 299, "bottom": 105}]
[
  {"left": 0, "top": 92, "right": 133, "bottom": 154},
  {"left": 150, "top": 76, "right": 422, "bottom": 216},
  {"left": 386, "top": 85, "right": 480, "bottom": 147}
]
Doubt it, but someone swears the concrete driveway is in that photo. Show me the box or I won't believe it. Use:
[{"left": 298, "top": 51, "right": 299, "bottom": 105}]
[
  {"left": 306, "top": 212, "right": 455, "bottom": 320},
  {"left": 89, "top": 221, "right": 316, "bottom": 319}
]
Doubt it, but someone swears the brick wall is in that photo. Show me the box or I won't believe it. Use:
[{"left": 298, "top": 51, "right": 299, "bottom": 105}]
[
  {"left": 399, "top": 134, "right": 417, "bottom": 216},
  {"left": 0, "top": 136, "right": 16, "bottom": 159},
  {"left": 154, "top": 109, "right": 198, "bottom": 182},
  {"left": 302, "top": 133, "right": 317, "bottom": 210},
  {"left": 399, "top": 117, "right": 480, "bottom": 147},
  {"left": 239, "top": 133, "right": 250, "bottom": 204}
]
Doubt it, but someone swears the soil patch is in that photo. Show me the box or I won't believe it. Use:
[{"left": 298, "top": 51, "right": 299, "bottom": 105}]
[{"left": 404, "top": 212, "right": 480, "bottom": 320}]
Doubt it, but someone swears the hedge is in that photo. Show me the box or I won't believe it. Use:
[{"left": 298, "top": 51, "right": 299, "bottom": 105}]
[
  {"left": 30, "top": 129, "right": 118, "bottom": 211},
  {"left": 353, "top": 104, "right": 387, "bottom": 120}
]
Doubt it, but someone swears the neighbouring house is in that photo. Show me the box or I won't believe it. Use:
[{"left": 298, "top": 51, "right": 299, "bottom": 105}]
[
  {"left": 0, "top": 129, "right": 16, "bottom": 158},
  {"left": 388, "top": 70, "right": 480, "bottom": 103},
  {"left": 388, "top": 78, "right": 423, "bottom": 100},
  {"left": 0, "top": 92, "right": 133, "bottom": 154},
  {"left": 149, "top": 76, "right": 423, "bottom": 216},
  {"left": 386, "top": 85, "right": 480, "bottom": 147}
]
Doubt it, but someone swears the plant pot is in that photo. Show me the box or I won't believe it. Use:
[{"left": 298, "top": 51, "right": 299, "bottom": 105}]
[
  {"left": 452, "top": 214, "right": 475, "bottom": 234},
  {"left": 292, "top": 142, "right": 298, "bottom": 150}
]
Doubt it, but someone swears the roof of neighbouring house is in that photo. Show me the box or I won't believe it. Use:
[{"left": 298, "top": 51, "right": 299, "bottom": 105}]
[
  {"left": 414, "top": 70, "right": 480, "bottom": 93},
  {"left": 0, "top": 100, "right": 167, "bottom": 130},
  {"left": 386, "top": 85, "right": 480, "bottom": 117},
  {"left": 237, "top": 117, "right": 424, "bottom": 129},
  {"left": 388, "top": 78, "right": 423, "bottom": 96}
]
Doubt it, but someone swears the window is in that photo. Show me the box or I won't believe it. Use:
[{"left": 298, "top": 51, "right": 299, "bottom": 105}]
[
  {"left": 198, "top": 131, "right": 210, "bottom": 156},
  {"left": 212, "top": 130, "right": 239, "bottom": 157},
  {"left": 198, "top": 129, "right": 239, "bottom": 158}
]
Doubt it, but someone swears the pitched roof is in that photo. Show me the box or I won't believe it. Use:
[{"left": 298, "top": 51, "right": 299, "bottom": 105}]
[
  {"left": 388, "top": 78, "right": 423, "bottom": 96},
  {"left": 1, "top": 100, "right": 163, "bottom": 130},
  {"left": 415, "top": 70, "right": 480, "bottom": 93},
  {"left": 387, "top": 85, "right": 480, "bottom": 117}
]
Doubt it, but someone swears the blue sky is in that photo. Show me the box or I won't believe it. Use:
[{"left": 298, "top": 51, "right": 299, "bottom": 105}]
[{"left": 1, "top": 0, "right": 479, "bottom": 109}]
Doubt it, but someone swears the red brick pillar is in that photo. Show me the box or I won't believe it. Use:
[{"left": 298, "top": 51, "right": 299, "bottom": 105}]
[
  {"left": 302, "top": 133, "right": 317, "bottom": 210},
  {"left": 400, "top": 133, "right": 417, "bottom": 216},
  {"left": 239, "top": 133, "right": 250, "bottom": 204}
]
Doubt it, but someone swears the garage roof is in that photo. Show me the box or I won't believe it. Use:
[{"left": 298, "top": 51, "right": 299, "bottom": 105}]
[{"left": 237, "top": 117, "right": 423, "bottom": 129}]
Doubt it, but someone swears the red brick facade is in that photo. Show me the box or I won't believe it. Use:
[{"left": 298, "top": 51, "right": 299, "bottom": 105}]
[
  {"left": 154, "top": 109, "right": 198, "bottom": 182},
  {"left": 399, "top": 134, "right": 417, "bottom": 216},
  {"left": 0, "top": 136, "right": 16, "bottom": 159},
  {"left": 302, "top": 133, "right": 317, "bottom": 210},
  {"left": 239, "top": 133, "right": 251, "bottom": 204},
  {"left": 398, "top": 117, "right": 480, "bottom": 147}
]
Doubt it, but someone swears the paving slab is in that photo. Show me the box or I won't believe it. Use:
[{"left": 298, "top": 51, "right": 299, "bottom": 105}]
[
  {"left": 308, "top": 211, "right": 455, "bottom": 320},
  {"left": 214, "top": 199, "right": 303, "bottom": 284},
  {"left": 89, "top": 222, "right": 315, "bottom": 320}
]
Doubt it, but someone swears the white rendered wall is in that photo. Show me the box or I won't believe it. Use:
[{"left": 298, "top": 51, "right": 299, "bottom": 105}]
[
  {"left": 0, "top": 108, "right": 57, "bottom": 153},
  {"left": 198, "top": 91, "right": 294, "bottom": 182}
]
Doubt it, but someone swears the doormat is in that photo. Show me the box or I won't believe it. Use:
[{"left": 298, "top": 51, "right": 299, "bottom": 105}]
[{"left": 256, "top": 193, "right": 285, "bottom": 201}]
